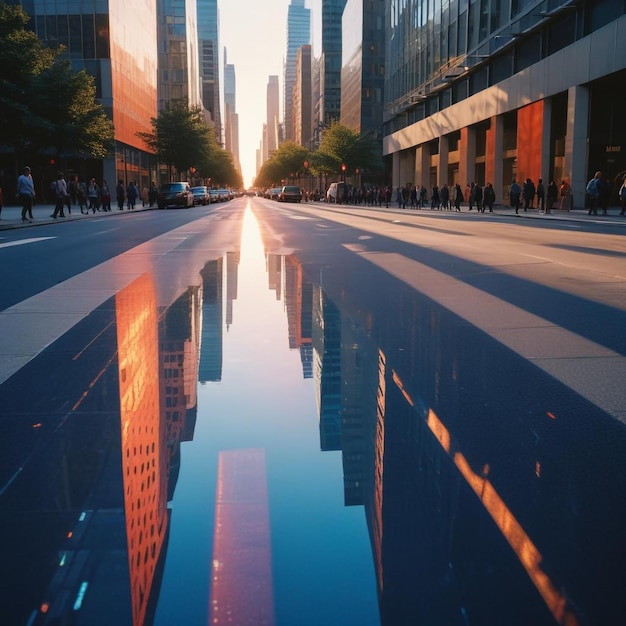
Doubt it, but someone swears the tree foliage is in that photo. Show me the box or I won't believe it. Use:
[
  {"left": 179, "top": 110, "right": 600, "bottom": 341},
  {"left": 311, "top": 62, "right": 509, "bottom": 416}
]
[
  {"left": 254, "top": 142, "right": 312, "bottom": 188},
  {"left": 254, "top": 124, "right": 383, "bottom": 188},
  {"left": 138, "top": 99, "right": 241, "bottom": 187},
  {"left": 0, "top": 2, "right": 113, "bottom": 162}
]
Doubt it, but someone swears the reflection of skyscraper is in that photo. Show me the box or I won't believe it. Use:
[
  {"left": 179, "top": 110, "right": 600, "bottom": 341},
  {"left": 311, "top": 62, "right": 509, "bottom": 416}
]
[
  {"left": 266, "top": 254, "right": 282, "bottom": 300},
  {"left": 225, "top": 251, "right": 239, "bottom": 329},
  {"left": 210, "top": 449, "right": 275, "bottom": 625},
  {"left": 312, "top": 285, "right": 342, "bottom": 451},
  {"left": 284, "top": 255, "right": 313, "bottom": 378},
  {"left": 199, "top": 259, "right": 224, "bottom": 382},
  {"left": 116, "top": 274, "right": 169, "bottom": 626}
]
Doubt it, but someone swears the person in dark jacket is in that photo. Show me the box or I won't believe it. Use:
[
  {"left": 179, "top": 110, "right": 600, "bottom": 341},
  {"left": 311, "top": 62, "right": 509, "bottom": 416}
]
[
  {"left": 453, "top": 183, "right": 463, "bottom": 211},
  {"left": 523, "top": 178, "right": 536, "bottom": 211},
  {"left": 546, "top": 180, "right": 558, "bottom": 214},
  {"left": 483, "top": 182, "right": 496, "bottom": 212}
]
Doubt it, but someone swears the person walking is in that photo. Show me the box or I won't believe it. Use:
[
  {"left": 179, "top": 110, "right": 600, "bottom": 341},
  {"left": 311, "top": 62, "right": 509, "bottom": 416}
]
[
  {"left": 453, "top": 183, "right": 463, "bottom": 211},
  {"left": 78, "top": 179, "right": 88, "bottom": 213},
  {"left": 586, "top": 171, "right": 603, "bottom": 215},
  {"left": 473, "top": 182, "right": 484, "bottom": 212},
  {"left": 68, "top": 175, "right": 78, "bottom": 209},
  {"left": 87, "top": 178, "right": 99, "bottom": 212},
  {"left": 51, "top": 173, "right": 68, "bottom": 218},
  {"left": 546, "top": 180, "right": 558, "bottom": 214},
  {"left": 126, "top": 181, "right": 138, "bottom": 209},
  {"left": 101, "top": 180, "right": 111, "bottom": 211},
  {"left": 523, "top": 178, "right": 535, "bottom": 211},
  {"left": 431, "top": 184, "right": 440, "bottom": 209},
  {"left": 116, "top": 179, "right": 126, "bottom": 210},
  {"left": 559, "top": 180, "right": 572, "bottom": 211},
  {"left": 483, "top": 182, "right": 496, "bottom": 212},
  {"left": 536, "top": 178, "right": 545, "bottom": 212},
  {"left": 17, "top": 165, "right": 36, "bottom": 223},
  {"left": 440, "top": 184, "right": 450, "bottom": 210},
  {"left": 468, "top": 182, "right": 476, "bottom": 211},
  {"left": 510, "top": 178, "right": 522, "bottom": 214},
  {"left": 619, "top": 176, "right": 626, "bottom": 216},
  {"left": 149, "top": 181, "right": 158, "bottom": 207}
]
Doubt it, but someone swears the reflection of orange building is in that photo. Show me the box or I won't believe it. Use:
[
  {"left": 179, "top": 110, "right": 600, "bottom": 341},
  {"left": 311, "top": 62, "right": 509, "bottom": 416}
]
[
  {"left": 210, "top": 449, "right": 275, "bottom": 625},
  {"left": 284, "top": 255, "right": 313, "bottom": 377},
  {"left": 116, "top": 273, "right": 169, "bottom": 626}
]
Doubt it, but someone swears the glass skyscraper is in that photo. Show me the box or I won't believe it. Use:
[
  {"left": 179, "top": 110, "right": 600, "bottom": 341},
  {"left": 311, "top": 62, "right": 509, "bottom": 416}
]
[
  {"left": 284, "top": 0, "right": 310, "bottom": 142},
  {"left": 197, "top": 0, "right": 221, "bottom": 143},
  {"left": 383, "top": 0, "right": 626, "bottom": 210},
  {"left": 320, "top": 0, "right": 347, "bottom": 127}
]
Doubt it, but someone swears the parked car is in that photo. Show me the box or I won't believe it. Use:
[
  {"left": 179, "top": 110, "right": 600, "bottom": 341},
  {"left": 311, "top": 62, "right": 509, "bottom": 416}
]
[
  {"left": 269, "top": 187, "right": 282, "bottom": 200},
  {"left": 191, "top": 185, "right": 210, "bottom": 205},
  {"left": 158, "top": 182, "right": 194, "bottom": 209},
  {"left": 279, "top": 185, "right": 303, "bottom": 203},
  {"left": 326, "top": 181, "right": 347, "bottom": 204}
]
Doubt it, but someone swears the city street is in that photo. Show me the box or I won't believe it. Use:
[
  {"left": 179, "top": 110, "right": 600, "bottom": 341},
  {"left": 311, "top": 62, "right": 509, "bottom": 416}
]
[{"left": 0, "top": 196, "right": 625, "bottom": 626}]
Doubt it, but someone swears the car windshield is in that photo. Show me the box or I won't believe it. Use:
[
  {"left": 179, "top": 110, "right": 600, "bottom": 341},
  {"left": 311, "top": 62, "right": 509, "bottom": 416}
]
[
  {"left": 161, "top": 183, "right": 185, "bottom": 192},
  {"left": 283, "top": 186, "right": 300, "bottom": 192}
]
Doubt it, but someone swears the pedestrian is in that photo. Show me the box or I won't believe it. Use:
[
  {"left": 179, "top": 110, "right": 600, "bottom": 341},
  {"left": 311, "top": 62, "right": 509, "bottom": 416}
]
[
  {"left": 410, "top": 185, "right": 417, "bottom": 209},
  {"left": 431, "top": 184, "right": 440, "bottom": 209},
  {"left": 142, "top": 184, "right": 149, "bottom": 207},
  {"left": 420, "top": 186, "right": 427, "bottom": 208},
  {"left": 51, "top": 172, "right": 68, "bottom": 218},
  {"left": 149, "top": 181, "right": 158, "bottom": 207},
  {"left": 116, "top": 179, "right": 125, "bottom": 210},
  {"left": 440, "top": 184, "right": 450, "bottom": 210},
  {"left": 536, "top": 178, "right": 545, "bottom": 212},
  {"left": 68, "top": 175, "right": 78, "bottom": 208},
  {"left": 88, "top": 178, "right": 99, "bottom": 212},
  {"left": 619, "top": 177, "right": 626, "bottom": 216},
  {"left": 127, "top": 181, "right": 138, "bottom": 209},
  {"left": 546, "top": 180, "right": 558, "bottom": 214},
  {"left": 510, "top": 178, "right": 522, "bottom": 214},
  {"left": 468, "top": 182, "right": 475, "bottom": 210},
  {"left": 17, "top": 165, "right": 36, "bottom": 223},
  {"left": 101, "top": 180, "right": 111, "bottom": 211},
  {"left": 453, "top": 183, "right": 463, "bottom": 211},
  {"left": 586, "top": 171, "right": 603, "bottom": 215},
  {"left": 559, "top": 180, "right": 571, "bottom": 211},
  {"left": 78, "top": 179, "right": 88, "bottom": 213},
  {"left": 483, "top": 182, "right": 496, "bottom": 212},
  {"left": 473, "top": 182, "right": 484, "bottom": 212},
  {"left": 523, "top": 178, "right": 535, "bottom": 211}
]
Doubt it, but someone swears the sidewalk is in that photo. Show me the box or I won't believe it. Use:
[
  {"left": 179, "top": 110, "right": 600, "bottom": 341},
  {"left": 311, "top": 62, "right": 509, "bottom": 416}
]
[{"left": 0, "top": 202, "right": 153, "bottom": 230}]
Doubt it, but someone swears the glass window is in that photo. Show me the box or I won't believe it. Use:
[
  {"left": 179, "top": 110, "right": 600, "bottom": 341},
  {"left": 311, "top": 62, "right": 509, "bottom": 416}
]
[
  {"left": 95, "top": 14, "right": 109, "bottom": 59},
  {"left": 82, "top": 14, "right": 95, "bottom": 59}
]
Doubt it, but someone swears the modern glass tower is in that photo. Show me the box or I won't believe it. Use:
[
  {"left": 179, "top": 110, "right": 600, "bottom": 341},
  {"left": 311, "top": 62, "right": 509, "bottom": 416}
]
[
  {"left": 197, "top": 0, "right": 221, "bottom": 143},
  {"left": 223, "top": 48, "right": 239, "bottom": 173},
  {"left": 284, "top": 0, "right": 311, "bottom": 142},
  {"left": 383, "top": 0, "right": 626, "bottom": 210},
  {"left": 14, "top": 0, "right": 159, "bottom": 190},
  {"left": 320, "top": 0, "right": 347, "bottom": 127}
]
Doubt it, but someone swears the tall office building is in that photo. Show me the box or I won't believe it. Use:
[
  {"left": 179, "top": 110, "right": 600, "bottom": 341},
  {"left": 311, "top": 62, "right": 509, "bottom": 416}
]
[
  {"left": 197, "top": 0, "right": 222, "bottom": 143},
  {"left": 293, "top": 45, "right": 313, "bottom": 148},
  {"left": 15, "top": 0, "right": 159, "bottom": 189},
  {"left": 383, "top": 1, "right": 626, "bottom": 210},
  {"left": 267, "top": 75, "right": 280, "bottom": 157},
  {"left": 157, "top": 0, "right": 201, "bottom": 107},
  {"left": 340, "top": 0, "right": 385, "bottom": 134},
  {"left": 320, "top": 0, "right": 347, "bottom": 127},
  {"left": 223, "top": 48, "right": 240, "bottom": 173},
  {"left": 284, "top": 0, "right": 310, "bottom": 142}
]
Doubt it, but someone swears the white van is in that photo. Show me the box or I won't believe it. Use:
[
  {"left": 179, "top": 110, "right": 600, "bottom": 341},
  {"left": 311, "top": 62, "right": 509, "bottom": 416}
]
[{"left": 326, "top": 182, "right": 347, "bottom": 204}]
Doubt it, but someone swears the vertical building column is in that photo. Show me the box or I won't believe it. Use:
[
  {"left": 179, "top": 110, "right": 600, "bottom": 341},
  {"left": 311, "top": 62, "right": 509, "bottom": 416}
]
[
  {"left": 459, "top": 126, "right": 476, "bottom": 188},
  {"left": 392, "top": 151, "right": 401, "bottom": 188},
  {"left": 486, "top": 115, "right": 503, "bottom": 201},
  {"left": 565, "top": 85, "right": 590, "bottom": 209},
  {"left": 414, "top": 144, "right": 431, "bottom": 191},
  {"left": 439, "top": 135, "right": 449, "bottom": 186},
  {"left": 541, "top": 98, "right": 552, "bottom": 184}
]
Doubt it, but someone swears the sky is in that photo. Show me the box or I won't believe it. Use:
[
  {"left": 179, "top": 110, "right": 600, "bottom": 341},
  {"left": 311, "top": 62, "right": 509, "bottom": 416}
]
[{"left": 219, "top": 0, "right": 320, "bottom": 188}]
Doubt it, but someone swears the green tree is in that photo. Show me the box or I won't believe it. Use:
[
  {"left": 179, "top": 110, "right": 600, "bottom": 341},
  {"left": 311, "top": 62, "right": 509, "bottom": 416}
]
[
  {"left": 139, "top": 99, "right": 241, "bottom": 186},
  {"left": 254, "top": 142, "right": 311, "bottom": 188},
  {"left": 0, "top": 3, "right": 114, "bottom": 164}
]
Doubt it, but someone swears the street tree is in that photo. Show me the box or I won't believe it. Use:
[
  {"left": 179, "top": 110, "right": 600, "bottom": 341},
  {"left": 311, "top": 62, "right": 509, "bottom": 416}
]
[
  {"left": 254, "top": 142, "right": 311, "bottom": 188},
  {"left": 0, "top": 2, "right": 113, "bottom": 166}
]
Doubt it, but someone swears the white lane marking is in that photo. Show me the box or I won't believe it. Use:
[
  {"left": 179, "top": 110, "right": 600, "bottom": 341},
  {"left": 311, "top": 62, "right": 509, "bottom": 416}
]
[{"left": 0, "top": 237, "right": 56, "bottom": 250}]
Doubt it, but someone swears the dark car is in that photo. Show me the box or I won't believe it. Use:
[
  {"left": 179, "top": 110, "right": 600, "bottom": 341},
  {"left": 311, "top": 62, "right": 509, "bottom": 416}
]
[
  {"left": 279, "top": 185, "right": 303, "bottom": 203},
  {"left": 191, "top": 186, "right": 210, "bottom": 205},
  {"left": 158, "top": 182, "right": 194, "bottom": 209}
]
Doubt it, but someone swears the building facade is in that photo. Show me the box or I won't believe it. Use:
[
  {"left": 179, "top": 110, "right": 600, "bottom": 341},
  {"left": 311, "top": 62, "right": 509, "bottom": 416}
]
[
  {"left": 320, "top": 0, "right": 347, "bottom": 127},
  {"left": 19, "top": 0, "right": 160, "bottom": 190},
  {"left": 197, "top": 0, "right": 221, "bottom": 143},
  {"left": 284, "top": 0, "right": 311, "bottom": 142},
  {"left": 340, "top": 0, "right": 385, "bottom": 135},
  {"left": 223, "top": 48, "right": 240, "bottom": 174},
  {"left": 266, "top": 75, "right": 280, "bottom": 158},
  {"left": 293, "top": 45, "right": 313, "bottom": 148},
  {"left": 383, "top": 0, "right": 626, "bottom": 209}
]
